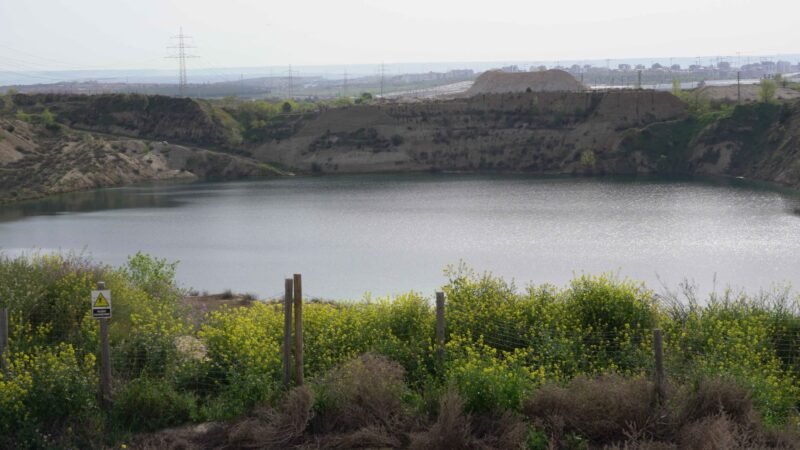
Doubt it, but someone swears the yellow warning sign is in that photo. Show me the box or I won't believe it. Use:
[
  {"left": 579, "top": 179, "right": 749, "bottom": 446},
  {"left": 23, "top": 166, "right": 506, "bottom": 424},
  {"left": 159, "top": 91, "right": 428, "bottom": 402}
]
[
  {"left": 94, "top": 293, "right": 109, "bottom": 308},
  {"left": 91, "top": 289, "right": 112, "bottom": 319}
]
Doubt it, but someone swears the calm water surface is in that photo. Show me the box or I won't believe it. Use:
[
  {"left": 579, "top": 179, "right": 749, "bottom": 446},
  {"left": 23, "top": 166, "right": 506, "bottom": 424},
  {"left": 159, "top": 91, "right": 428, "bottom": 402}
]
[{"left": 1, "top": 174, "right": 798, "bottom": 299}]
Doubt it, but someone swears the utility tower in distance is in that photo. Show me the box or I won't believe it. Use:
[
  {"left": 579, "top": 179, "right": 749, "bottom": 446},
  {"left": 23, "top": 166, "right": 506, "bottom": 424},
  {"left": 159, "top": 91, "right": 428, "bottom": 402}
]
[
  {"left": 167, "top": 27, "right": 198, "bottom": 96},
  {"left": 379, "top": 62, "right": 385, "bottom": 97}
]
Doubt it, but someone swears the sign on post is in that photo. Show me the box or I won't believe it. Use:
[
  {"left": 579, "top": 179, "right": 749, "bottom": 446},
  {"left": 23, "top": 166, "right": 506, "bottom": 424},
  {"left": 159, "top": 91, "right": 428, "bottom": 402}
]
[{"left": 91, "top": 289, "right": 112, "bottom": 319}]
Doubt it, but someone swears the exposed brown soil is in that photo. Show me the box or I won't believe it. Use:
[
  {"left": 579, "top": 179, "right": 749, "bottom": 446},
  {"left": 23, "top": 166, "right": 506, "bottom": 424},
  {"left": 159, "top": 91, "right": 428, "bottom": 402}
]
[
  {"left": 465, "top": 69, "right": 585, "bottom": 95},
  {"left": 0, "top": 116, "right": 285, "bottom": 204},
  {"left": 181, "top": 293, "right": 258, "bottom": 325}
]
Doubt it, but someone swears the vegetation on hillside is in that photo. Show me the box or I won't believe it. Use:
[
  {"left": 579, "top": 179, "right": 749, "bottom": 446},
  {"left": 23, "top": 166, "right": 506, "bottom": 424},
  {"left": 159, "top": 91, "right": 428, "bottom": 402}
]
[
  {"left": 0, "top": 254, "right": 798, "bottom": 448},
  {"left": 211, "top": 96, "right": 358, "bottom": 143}
]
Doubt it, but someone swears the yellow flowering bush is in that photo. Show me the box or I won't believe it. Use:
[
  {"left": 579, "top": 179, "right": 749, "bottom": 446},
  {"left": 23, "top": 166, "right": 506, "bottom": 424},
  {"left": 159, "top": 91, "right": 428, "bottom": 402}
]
[
  {"left": 0, "top": 344, "right": 97, "bottom": 446},
  {"left": 664, "top": 295, "right": 800, "bottom": 425},
  {"left": 1, "top": 252, "right": 799, "bottom": 446},
  {"left": 445, "top": 334, "right": 538, "bottom": 413},
  {"left": 197, "top": 303, "right": 283, "bottom": 418}
]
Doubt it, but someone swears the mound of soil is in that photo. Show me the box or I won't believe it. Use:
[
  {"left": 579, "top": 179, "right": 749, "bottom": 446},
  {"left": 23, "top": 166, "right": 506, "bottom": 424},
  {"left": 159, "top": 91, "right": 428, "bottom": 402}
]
[{"left": 466, "top": 69, "right": 585, "bottom": 95}]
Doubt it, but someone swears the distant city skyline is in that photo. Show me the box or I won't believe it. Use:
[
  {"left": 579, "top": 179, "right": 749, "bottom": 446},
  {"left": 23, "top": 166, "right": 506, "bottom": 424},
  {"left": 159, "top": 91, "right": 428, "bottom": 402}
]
[
  {"left": 1, "top": 0, "right": 798, "bottom": 75},
  {"left": 2, "top": 54, "right": 800, "bottom": 88}
]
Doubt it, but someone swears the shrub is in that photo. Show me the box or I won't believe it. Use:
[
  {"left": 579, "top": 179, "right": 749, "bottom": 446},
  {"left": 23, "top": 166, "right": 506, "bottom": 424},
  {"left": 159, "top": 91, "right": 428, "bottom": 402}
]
[
  {"left": 562, "top": 274, "right": 657, "bottom": 374},
  {"left": 301, "top": 302, "right": 385, "bottom": 375},
  {"left": 409, "top": 388, "right": 475, "bottom": 450},
  {"left": 523, "top": 375, "right": 659, "bottom": 445},
  {"left": 371, "top": 293, "right": 436, "bottom": 386},
  {"left": 111, "top": 378, "right": 195, "bottom": 432},
  {"left": 663, "top": 291, "right": 800, "bottom": 425},
  {"left": 580, "top": 149, "right": 597, "bottom": 169},
  {"left": 0, "top": 344, "right": 97, "bottom": 445},
  {"left": 445, "top": 335, "right": 535, "bottom": 414},
  {"left": 313, "top": 353, "right": 409, "bottom": 432},
  {"left": 679, "top": 377, "right": 755, "bottom": 427},
  {"left": 123, "top": 252, "right": 180, "bottom": 300},
  {"left": 759, "top": 79, "right": 777, "bottom": 103},
  {"left": 198, "top": 303, "right": 283, "bottom": 419},
  {"left": 226, "top": 386, "right": 313, "bottom": 449},
  {"left": 410, "top": 388, "right": 528, "bottom": 450}
]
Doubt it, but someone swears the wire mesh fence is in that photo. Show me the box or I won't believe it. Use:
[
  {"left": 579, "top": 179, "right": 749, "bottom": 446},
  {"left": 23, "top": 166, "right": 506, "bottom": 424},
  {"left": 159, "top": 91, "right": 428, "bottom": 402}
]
[{"left": 1, "top": 264, "right": 799, "bottom": 448}]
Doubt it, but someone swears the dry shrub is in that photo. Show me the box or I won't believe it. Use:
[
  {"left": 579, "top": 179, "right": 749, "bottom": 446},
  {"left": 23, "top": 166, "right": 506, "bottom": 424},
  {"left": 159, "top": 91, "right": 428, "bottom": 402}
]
[
  {"left": 678, "top": 413, "right": 800, "bottom": 450},
  {"left": 523, "top": 375, "right": 661, "bottom": 445},
  {"left": 316, "top": 426, "right": 402, "bottom": 449},
  {"left": 128, "top": 435, "right": 194, "bottom": 450},
  {"left": 225, "top": 385, "right": 313, "bottom": 449},
  {"left": 410, "top": 388, "right": 528, "bottom": 450},
  {"left": 314, "top": 353, "right": 409, "bottom": 433},
  {"left": 409, "top": 388, "right": 476, "bottom": 450},
  {"left": 129, "top": 422, "right": 226, "bottom": 450},
  {"left": 471, "top": 410, "right": 529, "bottom": 449},
  {"left": 603, "top": 441, "right": 678, "bottom": 450},
  {"left": 679, "top": 378, "right": 756, "bottom": 427},
  {"left": 679, "top": 414, "right": 744, "bottom": 450},
  {"left": 674, "top": 378, "right": 800, "bottom": 449}
]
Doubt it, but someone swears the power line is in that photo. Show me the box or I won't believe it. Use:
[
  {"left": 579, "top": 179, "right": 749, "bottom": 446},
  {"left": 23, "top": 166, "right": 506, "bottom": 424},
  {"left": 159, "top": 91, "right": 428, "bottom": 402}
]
[
  {"left": 380, "top": 62, "right": 385, "bottom": 97},
  {"left": 166, "top": 27, "right": 198, "bottom": 96},
  {"left": 289, "top": 64, "right": 294, "bottom": 100}
]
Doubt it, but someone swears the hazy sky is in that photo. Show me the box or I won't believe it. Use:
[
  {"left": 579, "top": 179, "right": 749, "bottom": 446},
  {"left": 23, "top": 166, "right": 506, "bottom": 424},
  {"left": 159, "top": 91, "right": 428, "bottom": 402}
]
[{"left": 1, "top": 0, "right": 798, "bottom": 71}]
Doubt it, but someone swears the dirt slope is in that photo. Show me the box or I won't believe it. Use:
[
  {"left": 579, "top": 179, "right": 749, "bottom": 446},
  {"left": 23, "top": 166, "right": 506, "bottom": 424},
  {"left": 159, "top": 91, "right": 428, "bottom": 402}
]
[
  {"left": 466, "top": 69, "right": 585, "bottom": 95},
  {"left": 11, "top": 93, "right": 242, "bottom": 147},
  {"left": 0, "top": 117, "right": 283, "bottom": 204},
  {"left": 252, "top": 90, "right": 688, "bottom": 175}
]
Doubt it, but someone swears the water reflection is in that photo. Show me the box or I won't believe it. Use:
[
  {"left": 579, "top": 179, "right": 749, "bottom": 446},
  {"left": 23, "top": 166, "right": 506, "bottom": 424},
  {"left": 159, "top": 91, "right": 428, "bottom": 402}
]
[
  {"left": 0, "top": 174, "right": 797, "bottom": 299},
  {"left": 0, "top": 185, "right": 186, "bottom": 222}
]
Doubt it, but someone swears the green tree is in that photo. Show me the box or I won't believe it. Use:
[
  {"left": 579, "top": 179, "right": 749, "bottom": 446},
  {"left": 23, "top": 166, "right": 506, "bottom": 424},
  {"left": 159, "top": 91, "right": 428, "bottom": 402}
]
[
  {"left": 580, "top": 150, "right": 597, "bottom": 170},
  {"left": 281, "top": 101, "right": 292, "bottom": 113},
  {"left": 671, "top": 78, "right": 682, "bottom": 97},
  {"left": 41, "top": 108, "right": 55, "bottom": 126},
  {"left": 759, "top": 79, "right": 777, "bottom": 103},
  {"left": 15, "top": 111, "right": 31, "bottom": 122}
]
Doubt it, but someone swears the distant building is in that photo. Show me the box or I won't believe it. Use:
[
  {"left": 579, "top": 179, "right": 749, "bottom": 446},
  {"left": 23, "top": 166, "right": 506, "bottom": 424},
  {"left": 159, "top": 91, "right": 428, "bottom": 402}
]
[
  {"left": 500, "top": 65, "right": 520, "bottom": 73},
  {"left": 777, "top": 60, "right": 792, "bottom": 73},
  {"left": 618, "top": 63, "right": 632, "bottom": 71},
  {"left": 446, "top": 69, "right": 474, "bottom": 78}
]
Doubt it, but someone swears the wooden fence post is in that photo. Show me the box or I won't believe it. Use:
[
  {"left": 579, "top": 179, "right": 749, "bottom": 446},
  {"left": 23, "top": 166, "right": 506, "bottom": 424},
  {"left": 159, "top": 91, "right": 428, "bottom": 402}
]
[
  {"left": 97, "top": 281, "right": 112, "bottom": 408},
  {"left": 293, "top": 274, "right": 304, "bottom": 386},
  {"left": 436, "top": 292, "right": 445, "bottom": 368},
  {"left": 654, "top": 329, "right": 666, "bottom": 402},
  {"left": 283, "top": 278, "right": 293, "bottom": 387},
  {"left": 0, "top": 307, "right": 8, "bottom": 371}
]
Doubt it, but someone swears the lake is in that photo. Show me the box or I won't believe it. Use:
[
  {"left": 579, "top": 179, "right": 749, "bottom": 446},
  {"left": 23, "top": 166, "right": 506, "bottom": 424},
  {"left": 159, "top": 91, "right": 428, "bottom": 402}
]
[{"left": 1, "top": 174, "right": 799, "bottom": 300}]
